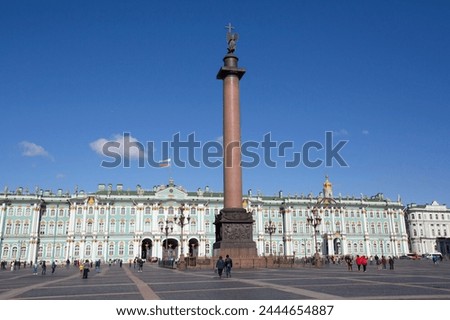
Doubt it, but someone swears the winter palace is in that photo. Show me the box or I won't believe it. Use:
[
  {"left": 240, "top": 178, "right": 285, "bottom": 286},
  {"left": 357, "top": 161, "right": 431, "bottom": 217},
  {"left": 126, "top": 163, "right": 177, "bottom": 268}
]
[{"left": 1, "top": 177, "right": 445, "bottom": 265}]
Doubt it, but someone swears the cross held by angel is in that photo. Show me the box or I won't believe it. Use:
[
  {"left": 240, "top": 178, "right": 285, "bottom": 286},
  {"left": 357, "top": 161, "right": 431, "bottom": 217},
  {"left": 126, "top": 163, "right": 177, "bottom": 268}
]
[{"left": 225, "top": 23, "right": 239, "bottom": 53}]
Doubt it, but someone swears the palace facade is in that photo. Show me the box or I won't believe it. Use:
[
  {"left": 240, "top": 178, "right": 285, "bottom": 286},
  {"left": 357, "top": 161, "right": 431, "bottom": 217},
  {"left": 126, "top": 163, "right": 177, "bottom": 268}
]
[
  {"left": 1, "top": 177, "right": 410, "bottom": 264},
  {"left": 405, "top": 201, "right": 450, "bottom": 256}
]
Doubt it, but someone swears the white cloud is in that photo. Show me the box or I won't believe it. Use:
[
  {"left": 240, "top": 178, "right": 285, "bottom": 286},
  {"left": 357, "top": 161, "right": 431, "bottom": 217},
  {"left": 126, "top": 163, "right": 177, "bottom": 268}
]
[
  {"left": 19, "top": 141, "right": 53, "bottom": 160},
  {"left": 89, "top": 133, "right": 145, "bottom": 159},
  {"left": 362, "top": 130, "right": 370, "bottom": 135}
]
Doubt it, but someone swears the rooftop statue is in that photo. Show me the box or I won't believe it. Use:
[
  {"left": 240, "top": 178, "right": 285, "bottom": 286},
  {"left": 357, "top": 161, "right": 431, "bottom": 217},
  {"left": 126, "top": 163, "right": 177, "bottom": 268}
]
[{"left": 225, "top": 23, "right": 239, "bottom": 54}]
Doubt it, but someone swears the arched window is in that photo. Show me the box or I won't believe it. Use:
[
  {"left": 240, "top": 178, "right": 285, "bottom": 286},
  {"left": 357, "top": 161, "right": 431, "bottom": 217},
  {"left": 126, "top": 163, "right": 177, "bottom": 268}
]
[
  {"left": 85, "top": 244, "right": 91, "bottom": 256},
  {"left": 74, "top": 244, "right": 80, "bottom": 257},
  {"left": 23, "top": 221, "right": 30, "bottom": 234},
  {"left": 118, "top": 242, "right": 125, "bottom": 255},
  {"left": 168, "top": 207, "right": 174, "bottom": 215},
  {"left": 159, "top": 207, "right": 164, "bottom": 215},
  {"left": 119, "top": 220, "right": 126, "bottom": 233},
  {"left": 109, "top": 243, "right": 115, "bottom": 256},
  {"left": 14, "top": 221, "right": 21, "bottom": 234},
  {"left": 205, "top": 243, "right": 210, "bottom": 255},
  {"left": 40, "top": 222, "right": 46, "bottom": 235},
  {"left": 110, "top": 219, "right": 116, "bottom": 233},
  {"left": 145, "top": 206, "right": 151, "bottom": 215},
  {"left": 76, "top": 220, "right": 82, "bottom": 233},
  {"left": 100, "top": 207, "right": 105, "bottom": 215},
  {"left": 86, "top": 220, "right": 93, "bottom": 233},
  {"left": 57, "top": 222, "right": 64, "bottom": 235},
  {"left": 190, "top": 207, "right": 196, "bottom": 215},
  {"left": 128, "top": 242, "right": 133, "bottom": 256},
  {"left": 97, "top": 243, "right": 103, "bottom": 256},
  {"left": 98, "top": 220, "right": 105, "bottom": 233},
  {"left": 129, "top": 220, "right": 135, "bottom": 232},
  {"left": 144, "top": 220, "right": 151, "bottom": 232},
  {"left": 5, "top": 222, "right": 12, "bottom": 235}
]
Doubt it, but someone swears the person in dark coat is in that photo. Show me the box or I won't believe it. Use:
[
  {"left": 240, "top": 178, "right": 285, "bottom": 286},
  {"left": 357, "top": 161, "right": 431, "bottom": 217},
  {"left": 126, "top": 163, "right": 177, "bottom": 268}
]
[{"left": 216, "top": 256, "right": 225, "bottom": 279}]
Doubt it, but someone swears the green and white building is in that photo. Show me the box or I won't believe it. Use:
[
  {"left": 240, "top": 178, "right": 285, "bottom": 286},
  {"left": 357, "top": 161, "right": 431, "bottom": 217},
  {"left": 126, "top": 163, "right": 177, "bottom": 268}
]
[{"left": 1, "top": 177, "right": 409, "bottom": 264}]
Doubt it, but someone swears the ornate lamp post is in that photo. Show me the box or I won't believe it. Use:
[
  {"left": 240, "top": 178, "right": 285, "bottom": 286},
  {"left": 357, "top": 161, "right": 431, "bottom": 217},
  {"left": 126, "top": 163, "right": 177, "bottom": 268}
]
[
  {"left": 160, "top": 219, "right": 173, "bottom": 260},
  {"left": 279, "top": 205, "right": 287, "bottom": 256},
  {"left": 307, "top": 207, "right": 322, "bottom": 267},
  {"left": 174, "top": 204, "right": 190, "bottom": 270},
  {"left": 265, "top": 219, "right": 276, "bottom": 256}
]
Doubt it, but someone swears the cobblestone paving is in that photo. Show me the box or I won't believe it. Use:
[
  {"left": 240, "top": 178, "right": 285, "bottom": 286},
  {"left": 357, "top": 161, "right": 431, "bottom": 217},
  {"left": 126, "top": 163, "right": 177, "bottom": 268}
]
[{"left": 0, "top": 259, "right": 449, "bottom": 300}]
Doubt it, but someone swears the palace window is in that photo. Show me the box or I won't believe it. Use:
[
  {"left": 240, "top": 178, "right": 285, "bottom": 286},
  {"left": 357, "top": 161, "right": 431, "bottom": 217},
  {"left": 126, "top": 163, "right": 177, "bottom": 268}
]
[
  {"left": 191, "top": 207, "right": 196, "bottom": 215},
  {"left": 109, "top": 243, "right": 114, "bottom": 256},
  {"left": 85, "top": 244, "right": 91, "bottom": 256},
  {"left": 77, "top": 207, "right": 82, "bottom": 215},
  {"left": 159, "top": 207, "right": 164, "bottom": 215},
  {"left": 120, "top": 208, "right": 125, "bottom": 215},
  {"left": 129, "top": 220, "right": 135, "bottom": 232},
  {"left": 119, "top": 220, "right": 126, "bottom": 233},
  {"left": 76, "top": 220, "right": 82, "bottom": 233},
  {"left": 86, "top": 220, "right": 93, "bottom": 233},
  {"left": 168, "top": 207, "right": 174, "bottom": 215},
  {"left": 100, "top": 208, "right": 105, "bottom": 215},
  {"left": 145, "top": 207, "right": 151, "bottom": 215},
  {"left": 118, "top": 242, "right": 124, "bottom": 255},
  {"left": 131, "top": 208, "right": 135, "bottom": 215},
  {"left": 110, "top": 219, "right": 116, "bottom": 233},
  {"left": 97, "top": 243, "right": 103, "bottom": 256},
  {"left": 98, "top": 220, "right": 105, "bottom": 233},
  {"left": 48, "top": 221, "right": 54, "bottom": 235},
  {"left": 14, "top": 221, "right": 21, "bottom": 235},
  {"left": 74, "top": 244, "right": 80, "bottom": 257},
  {"left": 23, "top": 222, "right": 30, "bottom": 234},
  {"left": 57, "top": 222, "right": 64, "bottom": 235},
  {"left": 88, "top": 207, "right": 93, "bottom": 215},
  {"left": 128, "top": 242, "right": 133, "bottom": 256},
  {"left": 205, "top": 208, "right": 210, "bottom": 215},
  {"left": 40, "top": 222, "right": 46, "bottom": 235},
  {"left": 144, "top": 220, "right": 151, "bottom": 232}
]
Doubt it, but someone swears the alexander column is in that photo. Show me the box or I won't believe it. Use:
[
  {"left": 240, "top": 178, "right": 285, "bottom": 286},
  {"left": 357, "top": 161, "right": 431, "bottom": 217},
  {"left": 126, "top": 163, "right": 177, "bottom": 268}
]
[{"left": 214, "top": 24, "right": 258, "bottom": 264}]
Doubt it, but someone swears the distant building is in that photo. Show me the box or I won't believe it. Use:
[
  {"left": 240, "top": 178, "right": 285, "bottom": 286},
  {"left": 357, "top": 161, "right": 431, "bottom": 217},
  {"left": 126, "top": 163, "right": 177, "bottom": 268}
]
[
  {"left": 0, "top": 177, "right": 408, "bottom": 264},
  {"left": 405, "top": 201, "right": 450, "bottom": 255}
]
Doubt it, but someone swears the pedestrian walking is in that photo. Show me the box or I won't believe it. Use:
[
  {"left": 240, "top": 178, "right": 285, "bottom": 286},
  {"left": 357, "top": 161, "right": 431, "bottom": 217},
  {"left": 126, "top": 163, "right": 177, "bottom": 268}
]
[
  {"left": 137, "top": 258, "right": 144, "bottom": 272},
  {"left": 361, "top": 255, "right": 368, "bottom": 272},
  {"left": 215, "top": 256, "right": 225, "bottom": 279},
  {"left": 82, "top": 259, "right": 90, "bottom": 279},
  {"left": 41, "top": 261, "right": 47, "bottom": 275},
  {"left": 51, "top": 261, "right": 57, "bottom": 274},
  {"left": 388, "top": 256, "right": 394, "bottom": 269},
  {"left": 381, "top": 256, "right": 387, "bottom": 269},
  {"left": 32, "top": 262, "right": 38, "bottom": 275},
  {"left": 225, "top": 254, "right": 233, "bottom": 278},
  {"left": 356, "top": 255, "right": 361, "bottom": 271}
]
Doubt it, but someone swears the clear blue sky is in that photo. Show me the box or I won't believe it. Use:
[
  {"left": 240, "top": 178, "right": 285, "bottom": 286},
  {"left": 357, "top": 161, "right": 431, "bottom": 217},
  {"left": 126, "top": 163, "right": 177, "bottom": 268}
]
[{"left": 1, "top": 0, "right": 449, "bottom": 206}]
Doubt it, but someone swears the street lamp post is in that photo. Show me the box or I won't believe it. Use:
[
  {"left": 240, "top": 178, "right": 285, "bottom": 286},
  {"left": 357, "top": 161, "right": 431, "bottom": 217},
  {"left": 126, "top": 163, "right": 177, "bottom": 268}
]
[
  {"left": 265, "top": 219, "right": 276, "bottom": 256},
  {"left": 174, "top": 204, "right": 190, "bottom": 270},
  {"left": 280, "top": 205, "right": 287, "bottom": 257},
  {"left": 307, "top": 207, "right": 322, "bottom": 267},
  {"left": 160, "top": 219, "right": 173, "bottom": 260}
]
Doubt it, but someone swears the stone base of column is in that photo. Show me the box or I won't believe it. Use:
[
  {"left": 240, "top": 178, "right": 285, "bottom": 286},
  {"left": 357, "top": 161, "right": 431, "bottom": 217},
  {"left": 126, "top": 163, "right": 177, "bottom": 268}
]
[{"left": 213, "top": 208, "right": 266, "bottom": 268}]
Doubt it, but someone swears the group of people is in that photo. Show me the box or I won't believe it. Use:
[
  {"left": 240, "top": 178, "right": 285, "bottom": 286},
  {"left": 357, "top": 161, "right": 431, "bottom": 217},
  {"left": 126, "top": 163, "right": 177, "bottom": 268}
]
[
  {"left": 215, "top": 254, "right": 233, "bottom": 279},
  {"left": 344, "top": 254, "right": 395, "bottom": 271}
]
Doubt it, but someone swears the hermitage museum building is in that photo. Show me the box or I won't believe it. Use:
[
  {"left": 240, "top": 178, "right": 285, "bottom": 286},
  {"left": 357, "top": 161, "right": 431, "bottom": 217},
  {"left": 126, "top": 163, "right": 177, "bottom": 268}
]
[{"left": 1, "top": 177, "right": 447, "bottom": 265}]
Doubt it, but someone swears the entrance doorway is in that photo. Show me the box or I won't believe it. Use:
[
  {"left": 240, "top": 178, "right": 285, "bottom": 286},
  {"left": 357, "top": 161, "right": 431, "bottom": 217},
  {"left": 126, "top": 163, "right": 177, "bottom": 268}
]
[{"left": 141, "top": 239, "right": 153, "bottom": 261}]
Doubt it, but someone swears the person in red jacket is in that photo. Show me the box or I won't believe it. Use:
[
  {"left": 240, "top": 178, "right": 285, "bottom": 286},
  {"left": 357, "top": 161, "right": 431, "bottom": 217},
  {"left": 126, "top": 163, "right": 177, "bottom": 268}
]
[
  {"left": 361, "top": 255, "right": 368, "bottom": 272},
  {"left": 355, "top": 255, "right": 361, "bottom": 271}
]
